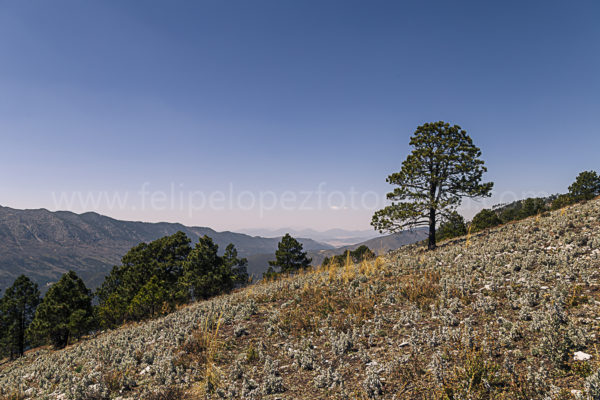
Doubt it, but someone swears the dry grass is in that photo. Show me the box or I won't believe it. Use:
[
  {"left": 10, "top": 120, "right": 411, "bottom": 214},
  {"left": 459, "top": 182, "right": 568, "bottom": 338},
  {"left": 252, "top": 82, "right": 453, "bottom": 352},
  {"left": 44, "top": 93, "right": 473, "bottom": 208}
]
[{"left": 398, "top": 270, "right": 441, "bottom": 307}]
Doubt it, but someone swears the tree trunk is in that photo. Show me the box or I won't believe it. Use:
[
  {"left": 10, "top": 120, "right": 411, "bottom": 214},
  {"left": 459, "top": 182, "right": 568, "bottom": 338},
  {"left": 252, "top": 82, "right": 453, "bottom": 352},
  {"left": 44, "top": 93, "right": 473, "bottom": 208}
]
[
  {"left": 18, "top": 316, "right": 25, "bottom": 357},
  {"left": 428, "top": 207, "right": 436, "bottom": 250}
]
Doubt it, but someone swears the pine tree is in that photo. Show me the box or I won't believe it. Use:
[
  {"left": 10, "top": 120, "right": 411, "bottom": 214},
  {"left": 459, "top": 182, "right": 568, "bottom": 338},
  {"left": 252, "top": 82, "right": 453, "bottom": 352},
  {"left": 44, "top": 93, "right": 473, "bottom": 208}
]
[
  {"left": 568, "top": 170, "right": 600, "bottom": 201},
  {"left": 0, "top": 275, "right": 40, "bottom": 358},
  {"left": 182, "top": 236, "right": 234, "bottom": 300},
  {"left": 268, "top": 234, "right": 312, "bottom": 274},
  {"left": 471, "top": 209, "right": 502, "bottom": 232},
  {"left": 223, "top": 243, "right": 249, "bottom": 285},
  {"left": 95, "top": 231, "right": 191, "bottom": 327},
  {"left": 372, "top": 121, "right": 493, "bottom": 250},
  {"left": 436, "top": 211, "right": 467, "bottom": 241},
  {"left": 127, "top": 276, "right": 169, "bottom": 319},
  {"left": 28, "top": 271, "right": 94, "bottom": 349}
]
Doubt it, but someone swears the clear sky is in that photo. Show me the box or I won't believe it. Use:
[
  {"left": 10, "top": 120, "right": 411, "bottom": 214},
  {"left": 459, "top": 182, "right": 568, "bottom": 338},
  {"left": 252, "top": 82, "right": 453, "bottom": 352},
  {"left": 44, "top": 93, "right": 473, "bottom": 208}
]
[{"left": 0, "top": 0, "right": 598, "bottom": 231}]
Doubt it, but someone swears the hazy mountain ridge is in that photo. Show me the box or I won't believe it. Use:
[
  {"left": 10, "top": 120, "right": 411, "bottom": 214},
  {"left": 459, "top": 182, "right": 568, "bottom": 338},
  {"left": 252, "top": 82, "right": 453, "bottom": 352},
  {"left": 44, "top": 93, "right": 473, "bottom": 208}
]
[
  {"left": 0, "top": 206, "right": 332, "bottom": 291},
  {"left": 238, "top": 227, "right": 384, "bottom": 246},
  {"left": 308, "top": 227, "right": 429, "bottom": 266}
]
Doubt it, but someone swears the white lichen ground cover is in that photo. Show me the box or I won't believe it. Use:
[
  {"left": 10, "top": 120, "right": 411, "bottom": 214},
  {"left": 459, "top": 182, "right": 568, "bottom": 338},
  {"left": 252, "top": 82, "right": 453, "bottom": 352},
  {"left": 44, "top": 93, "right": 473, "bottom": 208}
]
[{"left": 2, "top": 199, "right": 600, "bottom": 399}]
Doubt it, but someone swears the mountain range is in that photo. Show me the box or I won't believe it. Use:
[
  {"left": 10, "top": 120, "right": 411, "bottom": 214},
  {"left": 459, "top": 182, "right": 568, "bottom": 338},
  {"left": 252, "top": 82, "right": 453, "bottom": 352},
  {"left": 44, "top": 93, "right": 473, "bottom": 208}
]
[
  {"left": 238, "top": 227, "right": 384, "bottom": 246},
  {"left": 0, "top": 206, "right": 427, "bottom": 292},
  {"left": 0, "top": 206, "right": 332, "bottom": 292}
]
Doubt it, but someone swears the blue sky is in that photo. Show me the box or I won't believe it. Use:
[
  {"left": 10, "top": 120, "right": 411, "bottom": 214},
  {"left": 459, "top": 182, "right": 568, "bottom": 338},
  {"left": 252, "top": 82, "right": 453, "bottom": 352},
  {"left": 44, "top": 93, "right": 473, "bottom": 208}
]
[{"left": 0, "top": 0, "right": 598, "bottom": 231}]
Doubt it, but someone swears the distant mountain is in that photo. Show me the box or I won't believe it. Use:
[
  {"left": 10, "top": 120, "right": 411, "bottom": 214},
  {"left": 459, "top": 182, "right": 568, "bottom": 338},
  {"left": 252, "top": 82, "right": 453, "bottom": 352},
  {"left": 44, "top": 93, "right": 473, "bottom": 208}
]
[
  {"left": 308, "top": 227, "right": 429, "bottom": 266},
  {"left": 0, "top": 206, "right": 332, "bottom": 292},
  {"left": 238, "top": 227, "right": 384, "bottom": 247},
  {"left": 243, "top": 228, "right": 428, "bottom": 280}
]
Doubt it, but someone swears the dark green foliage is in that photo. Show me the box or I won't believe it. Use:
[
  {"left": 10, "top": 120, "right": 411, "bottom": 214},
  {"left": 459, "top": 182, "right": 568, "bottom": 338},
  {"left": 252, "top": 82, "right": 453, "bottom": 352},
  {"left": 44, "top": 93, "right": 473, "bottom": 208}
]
[
  {"left": 127, "top": 276, "right": 169, "bottom": 319},
  {"left": 182, "top": 236, "right": 236, "bottom": 300},
  {"left": 350, "top": 245, "right": 376, "bottom": 262},
  {"left": 497, "top": 198, "right": 549, "bottom": 223},
  {"left": 323, "top": 245, "right": 376, "bottom": 266},
  {"left": 223, "top": 243, "right": 249, "bottom": 285},
  {"left": 568, "top": 170, "right": 600, "bottom": 201},
  {"left": 96, "top": 232, "right": 192, "bottom": 327},
  {"left": 471, "top": 209, "right": 502, "bottom": 232},
  {"left": 267, "top": 234, "right": 312, "bottom": 276},
  {"left": 551, "top": 193, "right": 575, "bottom": 210},
  {"left": 518, "top": 198, "right": 548, "bottom": 219},
  {"left": 371, "top": 121, "right": 493, "bottom": 250},
  {"left": 28, "top": 271, "right": 94, "bottom": 349},
  {"left": 96, "top": 231, "right": 243, "bottom": 327},
  {"left": 262, "top": 267, "right": 279, "bottom": 280},
  {"left": 436, "top": 211, "right": 467, "bottom": 241},
  {"left": 0, "top": 275, "right": 40, "bottom": 358},
  {"left": 549, "top": 171, "right": 600, "bottom": 210},
  {"left": 97, "top": 232, "right": 241, "bottom": 327}
]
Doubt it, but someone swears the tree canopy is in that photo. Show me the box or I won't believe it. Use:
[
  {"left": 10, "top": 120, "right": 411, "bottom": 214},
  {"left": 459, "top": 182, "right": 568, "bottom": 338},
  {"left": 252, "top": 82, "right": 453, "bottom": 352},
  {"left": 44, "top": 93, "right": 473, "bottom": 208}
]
[
  {"left": 95, "top": 232, "right": 247, "bottom": 327},
  {"left": 96, "top": 232, "right": 192, "bottom": 327},
  {"left": 28, "top": 271, "right": 94, "bottom": 349},
  {"left": 568, "top": 170, "right": 600, "bottom": 201},
  {"left": 223, "top": 243, "right": 250, "bottom": 285},
  {"left": 372, "top": 121, "right": 493, "bottom": 250},
  {"left": 181, "top": 235, "right": 243, "bottom": 300},
  {"left": 471, "top": 209, "right": 502, "bottom": 232},
  {"left": 436, "top": 211, "right": 467, "bottom": 242},
  {"left": 265, "top": 234, "right": 312, "bottom": 277},
  {"left": 0, "top": 275, "right": 40, "bottom": 358}
]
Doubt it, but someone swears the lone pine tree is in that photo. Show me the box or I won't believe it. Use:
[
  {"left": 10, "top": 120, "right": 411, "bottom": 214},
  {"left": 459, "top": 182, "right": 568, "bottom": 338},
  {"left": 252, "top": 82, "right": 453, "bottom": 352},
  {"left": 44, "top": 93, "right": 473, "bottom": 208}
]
[
  {"left": 267, "top": 234, "right": 312, "bottom": 275},
  {"left": 372, "top": 121, "right": 493, "bottom": 250}
]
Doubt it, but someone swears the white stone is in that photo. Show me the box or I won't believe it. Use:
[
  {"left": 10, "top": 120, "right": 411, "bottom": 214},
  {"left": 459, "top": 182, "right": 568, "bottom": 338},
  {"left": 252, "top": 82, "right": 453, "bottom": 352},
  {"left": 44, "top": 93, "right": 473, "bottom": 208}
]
[
  {"left": 574, "top": 351, "right": 592, "bottom": 361},
  {"left": 140, "top": 365, "right": 151, "bottom": 375}
]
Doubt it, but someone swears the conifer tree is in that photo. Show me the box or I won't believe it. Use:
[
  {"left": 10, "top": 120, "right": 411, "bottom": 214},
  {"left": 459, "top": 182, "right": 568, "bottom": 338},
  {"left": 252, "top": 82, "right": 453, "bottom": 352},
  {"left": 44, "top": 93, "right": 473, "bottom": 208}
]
[
  {"left": 268, "top": 234, "right": 312, "bottom": 274},
  {"left": 127, "top": 276, "right": 168, "bottom": 319},
  {"left": 471, "top": 209, "right": 502, "bottom": 232},
  {"left": 28, "top": 271, "right": 94, "bottom": 349},
  {"left": 436, "top": 211, "right": 467, "bottom": 241},
  {"left": 96, "top": 231, "right": 191, "bottom": 327},
  {"left": 223, "top": 243, "right": 249, "bottom": 285},
  {"left": 568, "top": 170, "right": 600, "bottom": 201},
  {"left": 182, "top": 236, "right": 235, "bottom": 300},
  {"left": 372, "top": 121, "right": 493, "bottom": 250},
  {"left": 0, "top": 276, "right": 40, "bottom": 358}
]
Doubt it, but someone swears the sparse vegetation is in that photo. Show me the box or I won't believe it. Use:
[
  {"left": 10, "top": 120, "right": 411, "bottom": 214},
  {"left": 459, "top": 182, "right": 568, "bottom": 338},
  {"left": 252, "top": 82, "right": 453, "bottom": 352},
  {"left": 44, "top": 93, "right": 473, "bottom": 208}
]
[{"left": 2, "top": 197, "right": 600, "bottom": 398}]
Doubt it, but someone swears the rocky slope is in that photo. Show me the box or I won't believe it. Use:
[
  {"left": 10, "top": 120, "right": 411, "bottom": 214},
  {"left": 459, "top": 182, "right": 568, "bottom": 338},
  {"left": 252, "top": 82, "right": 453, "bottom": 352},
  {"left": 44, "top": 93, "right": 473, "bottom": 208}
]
[{"left": 1, "top": 199, "right": 600, "bottom": 399}]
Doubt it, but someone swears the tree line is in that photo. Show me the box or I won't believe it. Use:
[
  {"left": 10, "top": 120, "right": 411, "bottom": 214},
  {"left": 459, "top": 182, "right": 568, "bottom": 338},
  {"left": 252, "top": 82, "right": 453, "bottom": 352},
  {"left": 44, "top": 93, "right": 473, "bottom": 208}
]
[
  {"left": 0, "top": 233, "right": 250, "bottom": 357},
  {"left": 0, "top": 231, "right": 318, "bottom": 358},
  {"left": 436, "top": 170, "right": 600, "bottom": 242}
]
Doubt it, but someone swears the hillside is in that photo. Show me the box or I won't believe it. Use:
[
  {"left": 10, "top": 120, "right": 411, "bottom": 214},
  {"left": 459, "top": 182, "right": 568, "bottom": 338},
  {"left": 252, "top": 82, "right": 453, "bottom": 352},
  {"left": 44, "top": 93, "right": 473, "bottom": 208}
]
[
  {"left": 2, "top": 199, "right": 600, "bottom": 399},
  {"left": 0, "top": 206, "right": 332, "bottom": 292}
]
